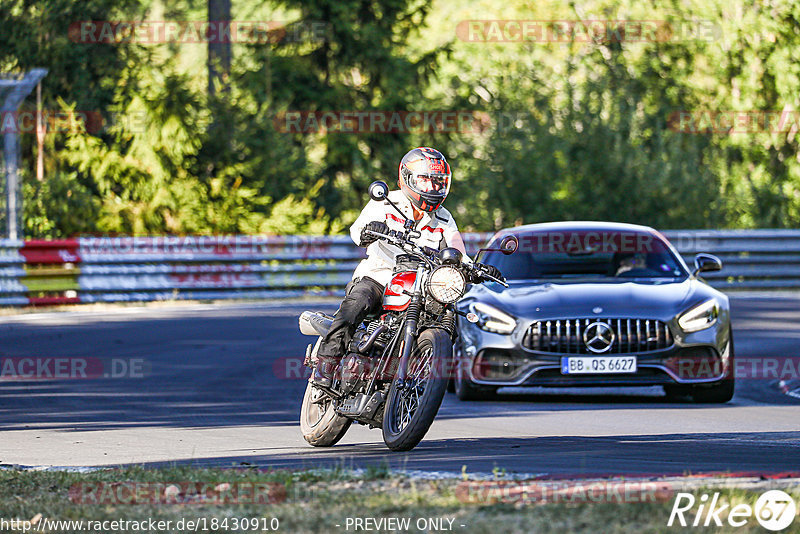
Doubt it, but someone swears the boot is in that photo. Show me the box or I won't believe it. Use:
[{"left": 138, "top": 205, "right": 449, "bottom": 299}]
[{"left": 312, "top": 355, "right": 340, "bottom": 388}]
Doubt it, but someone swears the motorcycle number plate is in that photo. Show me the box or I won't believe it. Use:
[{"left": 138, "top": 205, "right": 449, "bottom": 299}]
[{"left": 560, "top": 356, "right": 637, "bottom": 374}]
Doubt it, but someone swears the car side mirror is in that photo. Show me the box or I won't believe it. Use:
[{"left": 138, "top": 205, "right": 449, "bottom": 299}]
[
  {"left": 368, "top": 181, "right": 389, "bottom": 201},
  {"left": 693, "top": 253, "right": 722, "bottom": 275},
  {"left": 499, "top": 235, "right": 518, "bottom": 255}
]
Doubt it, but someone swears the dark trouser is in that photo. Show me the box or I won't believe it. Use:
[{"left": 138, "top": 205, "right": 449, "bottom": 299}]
[{"left": 316, "top": 277, "right": 385, "bottom": 360}]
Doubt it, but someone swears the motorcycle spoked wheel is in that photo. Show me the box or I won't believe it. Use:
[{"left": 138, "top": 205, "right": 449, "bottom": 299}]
[
  {"left": 382, "top": 328, "right": 450, "bottom": 451},
  {"left": 299, "top": 338, "right": 352, "bottom": 447}
]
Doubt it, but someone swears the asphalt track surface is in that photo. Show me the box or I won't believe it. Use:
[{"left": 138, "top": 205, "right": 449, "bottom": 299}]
[{"left": 1, "top": 297, "right": 799, "bottom": 476}]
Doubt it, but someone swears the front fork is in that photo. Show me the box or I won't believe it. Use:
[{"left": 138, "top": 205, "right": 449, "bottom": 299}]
[{"left": 396, "top": 264, "right": 426, "bottom": 386}]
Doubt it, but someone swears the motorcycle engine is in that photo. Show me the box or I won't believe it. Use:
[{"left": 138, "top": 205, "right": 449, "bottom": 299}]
[{"left": 339, "top": 352, "right": 370, "bottom": 394}]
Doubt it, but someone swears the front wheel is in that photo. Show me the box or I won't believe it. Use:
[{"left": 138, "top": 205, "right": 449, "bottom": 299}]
[
  {"left": 453, "top": 339, "right": 498, "bottom": 401},
  {"left": 691, "top": 379, "right": 735, "bottom": 403},
  {"left": 454, "top": 364, "right": 498, "bottom": 401},
  {"left": 665, "top": 334, "right": 735, "bottom": 404},
  {"left": 382, "top": 328, "right": 450, "bottom": 451},
  {"left": 691, "top": 332, "right": 736, "bottom": 404}
]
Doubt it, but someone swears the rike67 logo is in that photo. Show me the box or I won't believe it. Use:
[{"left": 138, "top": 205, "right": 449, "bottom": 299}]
[{"left": 668, "top": 490, "right": 796, "bottom": 531}]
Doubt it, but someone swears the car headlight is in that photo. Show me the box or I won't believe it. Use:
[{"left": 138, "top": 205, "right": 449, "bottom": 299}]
[
  {"left": 427, "top": 266, "right": 466, "bottom": 304},
  {"left": 468, "top": 302, "right": 517, "bottom": 334},
  {"left": 678, "top": 299, "right": 719, "bottom": 333}
]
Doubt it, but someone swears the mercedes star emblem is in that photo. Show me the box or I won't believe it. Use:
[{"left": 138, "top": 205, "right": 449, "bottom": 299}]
[{"left": 583, "top": 321, "right": 615, "bottom": 353}]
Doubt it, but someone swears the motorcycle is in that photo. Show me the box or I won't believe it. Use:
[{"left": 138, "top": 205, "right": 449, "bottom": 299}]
[{"left": 297, "top": 180, "right": 518, "bottom": 451}]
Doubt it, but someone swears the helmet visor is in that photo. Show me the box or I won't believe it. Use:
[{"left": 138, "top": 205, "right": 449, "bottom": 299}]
[{"left": 409, "top": 173, "right": 450, "bottom": 195}]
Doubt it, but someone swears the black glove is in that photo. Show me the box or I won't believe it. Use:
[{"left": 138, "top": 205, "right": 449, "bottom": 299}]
[
  {"left": 471, "top": 263, "right": 505, "bottom": 283},
  {"left": 359, "top": 221, "right": 389, "bottom": 247}
]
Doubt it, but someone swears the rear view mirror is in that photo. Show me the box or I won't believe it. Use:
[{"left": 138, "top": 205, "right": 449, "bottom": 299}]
[
  {"left": 499, "top": 235, "right": 518, "bottom": 255},
  {"left": 475, "top": 234, "right": 520, "bottom": 259},
  {"left": 368, "top": 181, "right": 389, "bottom": 201},
  {"left": 693, "top": 253, "right": 722, "bottom": 275}
]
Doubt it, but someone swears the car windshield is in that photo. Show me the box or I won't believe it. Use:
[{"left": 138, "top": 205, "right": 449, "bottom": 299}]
[{"left": 479, "top": 230, "right": 687, "bottom": 280}]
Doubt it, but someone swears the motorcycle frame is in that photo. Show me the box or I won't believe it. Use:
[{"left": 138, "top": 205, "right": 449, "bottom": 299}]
[
  {"left": 362, "top": 263, "right": 430, "bottom": 398},
  {"left": 337, "top": 222, "right": 509, "bottom": 404}
]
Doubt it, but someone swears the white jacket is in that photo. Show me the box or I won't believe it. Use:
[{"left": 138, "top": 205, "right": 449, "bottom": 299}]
[{"left": 350, "top": 190, "right": 471, "bottom": 286}]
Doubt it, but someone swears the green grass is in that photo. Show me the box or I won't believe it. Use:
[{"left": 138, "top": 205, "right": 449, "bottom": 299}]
[{"left": 0, "top": 467, "right": 797, "bottom": 533}]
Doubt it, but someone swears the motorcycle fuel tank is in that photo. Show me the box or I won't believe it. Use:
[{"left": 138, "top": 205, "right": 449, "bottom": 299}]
[{"left": 383, "top": 271, "right": 416, "bottom": 311}]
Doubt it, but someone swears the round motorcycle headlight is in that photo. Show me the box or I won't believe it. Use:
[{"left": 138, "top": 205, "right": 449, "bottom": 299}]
[{"left": 427, "top": 266, "right": 466, "bottom": 304}]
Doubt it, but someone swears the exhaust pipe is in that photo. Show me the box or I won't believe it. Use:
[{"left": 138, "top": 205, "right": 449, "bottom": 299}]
[
  {"left": 299, "top": 311, "right": 334, "bottom": 337},
  {"left": 357, "top": 324, "right": 387, "bottom": 353}
]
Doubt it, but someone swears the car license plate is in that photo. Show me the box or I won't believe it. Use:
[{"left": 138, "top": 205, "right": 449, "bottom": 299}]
[{"left": 561, "top": 356, "right": 637, "bottom": 374}]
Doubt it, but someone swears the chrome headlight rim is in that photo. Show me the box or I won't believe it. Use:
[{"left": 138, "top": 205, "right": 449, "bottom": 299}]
[
  {"left": 678, "top": 298, "right": 719, "bottom": 333},
  {"left": 427, "top": 265, "right": 466, "bottom": 304}
]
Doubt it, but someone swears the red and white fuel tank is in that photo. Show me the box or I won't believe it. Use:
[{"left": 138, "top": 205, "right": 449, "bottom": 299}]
[{"left": 382, "top": 271, "right": 416, "bottom": 311}]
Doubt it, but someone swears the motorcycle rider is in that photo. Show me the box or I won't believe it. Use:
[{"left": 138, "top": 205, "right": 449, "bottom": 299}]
[{"left": 313, "top": 147, "right": 502, "bottom": 388}]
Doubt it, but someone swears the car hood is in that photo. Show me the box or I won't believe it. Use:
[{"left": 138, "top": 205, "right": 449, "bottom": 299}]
[{"left": 464, "top": 278, "right": 717, "bottom": 320}]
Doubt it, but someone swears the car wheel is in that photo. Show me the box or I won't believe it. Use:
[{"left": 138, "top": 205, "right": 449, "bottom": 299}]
[
  {"left": 454, "top": 360, "right": 498, "bottom": 401},
  {"left": 446, "top": 377, "right": 455, "bottom": 394},
  {"left": 691, "top": 379, "right": 735, "bottom": 403},
  {"left": 664, "top": 384, "right": 692, "bottom": 402},
  {"left": 452, "top": 338, "right": 497, "bottom": 401},
  {"left": 691, "top": 333, "right": 736, "bottom": 404}
]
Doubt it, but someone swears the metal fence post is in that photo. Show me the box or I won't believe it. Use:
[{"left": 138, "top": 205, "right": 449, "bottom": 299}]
[{"left": 1, "top": 68, "right": 48, "bottom": 240}]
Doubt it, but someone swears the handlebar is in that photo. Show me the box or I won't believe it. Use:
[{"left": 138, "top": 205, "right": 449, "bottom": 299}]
[
  {"left": 472, "top": 263, "right": 509, "bottom": 288},
  {"left": 364, "top": 229, "right": 414, "bottom": 249},
  {"left": 365, "top": 228, "right": 425, "bottom": 251},
  {"left": 364, "top": 229, "right": 510, "bottom": 288}
]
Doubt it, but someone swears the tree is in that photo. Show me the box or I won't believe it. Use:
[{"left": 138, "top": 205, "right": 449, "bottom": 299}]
[
  {"left": 207, "top": 0, "right": 232, "bottom": 97},
  {"left": 237, "top": 0, "right": 445, "bottom": 221}
]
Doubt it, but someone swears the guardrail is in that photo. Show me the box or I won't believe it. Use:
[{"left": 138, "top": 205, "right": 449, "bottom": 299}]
[
  {"left": 661, "top": 229, "right": 800, "bottom": 290},
  {"left": 0, "top": 230, "right": 798, "bottom": 306}
]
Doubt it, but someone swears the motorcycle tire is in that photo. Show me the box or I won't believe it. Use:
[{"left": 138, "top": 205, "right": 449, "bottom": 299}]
[
  {"left": 299, "top": 338, "right": 352, "bottom": 447},
  {"left": 382, "top": 328, "right": 450, "bottom": 451}
]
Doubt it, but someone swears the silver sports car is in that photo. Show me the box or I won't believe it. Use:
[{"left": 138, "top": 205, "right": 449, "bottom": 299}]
[{"left": 455, "top": 222, "right": 734, "bottom": 403}]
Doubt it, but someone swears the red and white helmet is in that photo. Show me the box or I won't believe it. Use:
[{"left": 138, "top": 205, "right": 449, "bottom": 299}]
[{"left": 398, "top": 147, "right": 451, "bottom": 212}]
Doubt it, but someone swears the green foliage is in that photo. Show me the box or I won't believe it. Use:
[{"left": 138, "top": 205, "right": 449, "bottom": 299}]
[
  {"left": 429, "top": 0, "right": 800, "bottom": 230},
  {"left": 236, "top": 0, "right": 444, "bottom": 218},
  {"left": 2, "top": 0, "right": 799, "bottom": 236},
  {"left": 459, "top": 37, "right": 723, "bottom": 230},
  {"left": 23, "top": 171, "right": 100, "bottom": 238},
  {"left": 258, "top": 193, "right": 343, "bottom": 235},
  {"left": 60, "top": 67, "right": 275, "bottom": 235},
  {"left": 0, "top": 0, "right": 145, "bottom": 111}
]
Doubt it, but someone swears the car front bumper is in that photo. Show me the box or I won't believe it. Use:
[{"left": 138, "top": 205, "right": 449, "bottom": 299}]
[{"left": 457, "top": 317, "right": 732, "bottom": 388}]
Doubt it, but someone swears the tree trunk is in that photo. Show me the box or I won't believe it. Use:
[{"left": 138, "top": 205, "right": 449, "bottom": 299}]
[
  {"left": 36, "top": 82, "right": 45, "bottom": 182},
  {"left": 207, "top": 0, "right": 231, "bottom": 97}
]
